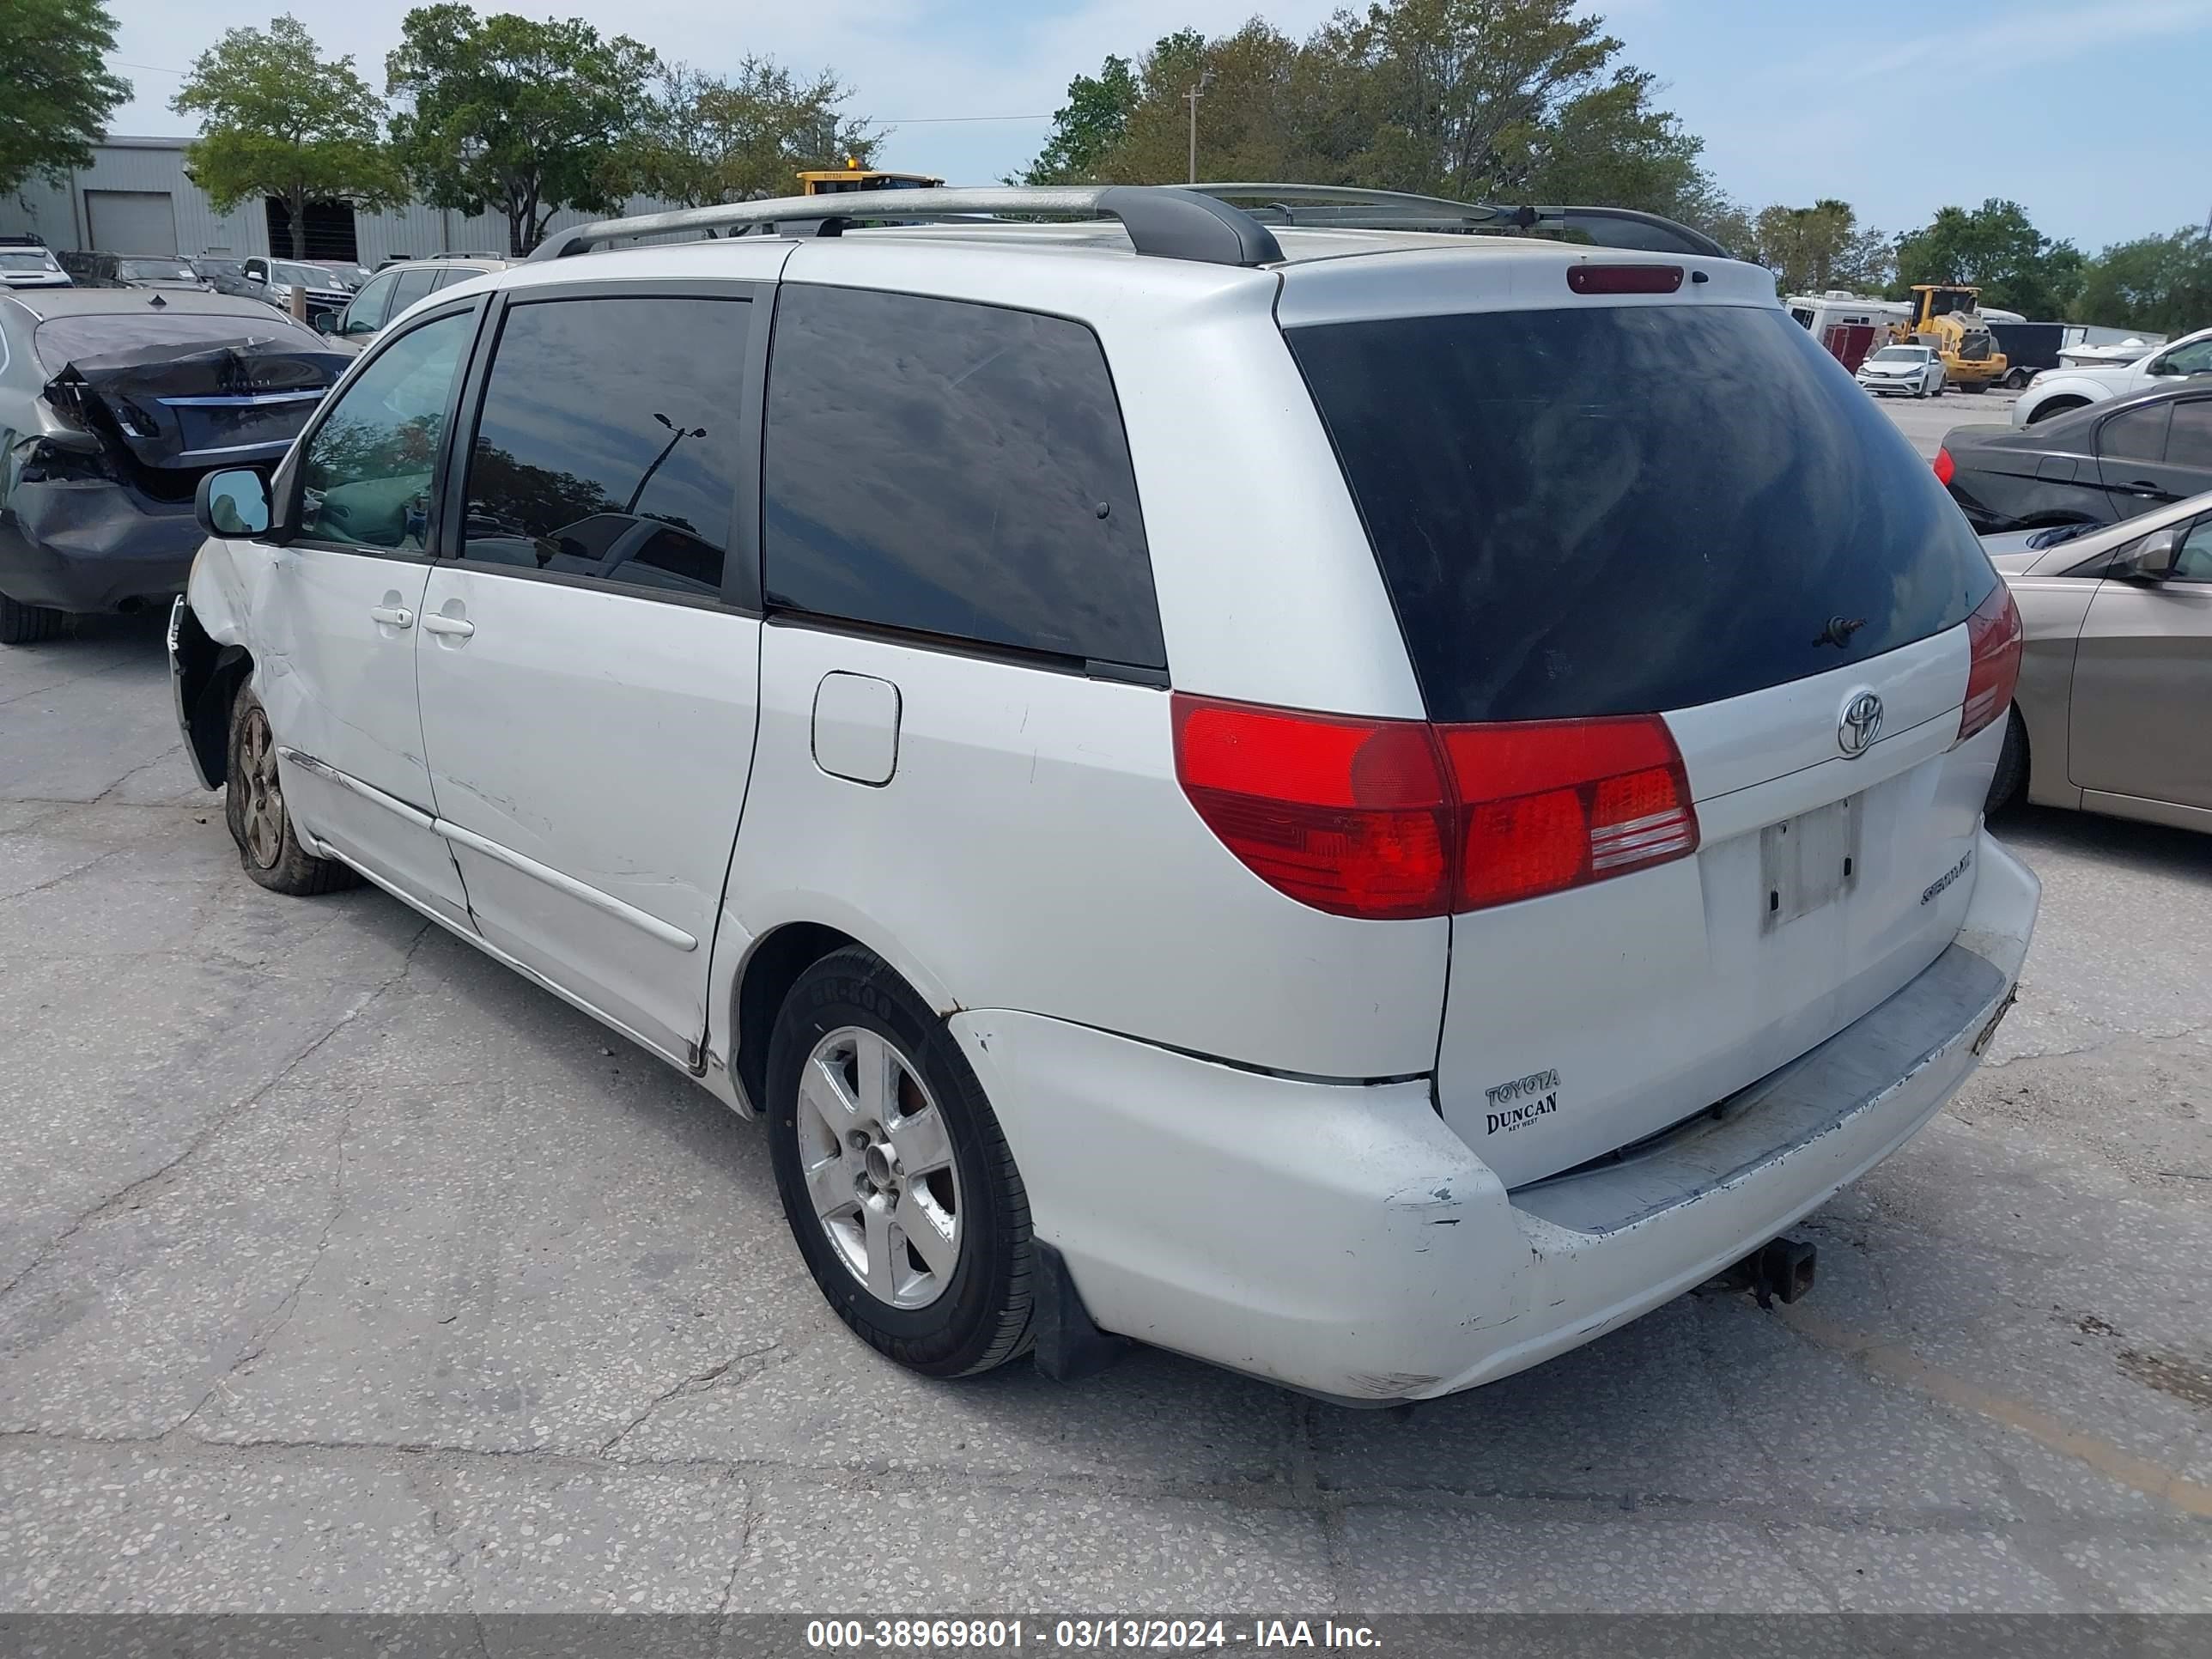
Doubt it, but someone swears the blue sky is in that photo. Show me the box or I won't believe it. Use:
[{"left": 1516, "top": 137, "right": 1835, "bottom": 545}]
[{"left": 101, "top": 0, "right": 2212, "bottom": 252}]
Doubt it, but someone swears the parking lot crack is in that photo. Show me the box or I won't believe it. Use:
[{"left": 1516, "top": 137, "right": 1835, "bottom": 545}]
[
  {"left": 0, "top": 929, "right": 420, "bottom": 1309},
  {"left": 714, "top": 1478, "right": 756, "bottom": 1623},
  {"left": 0, "top": 842, "right": 130, "bottom": 906},
  {"left": 597, "top": 1345, "right": 783, "bottom": 1456},
  {"left": 87, "top": 744, "right": 185, "bottom": 805},
  {"left": 1752, "top": 1517, "right": 1845, "bottom": 1611},
  {"left": 173, "top": 1090, "right": 357, "bottom": 1437}
]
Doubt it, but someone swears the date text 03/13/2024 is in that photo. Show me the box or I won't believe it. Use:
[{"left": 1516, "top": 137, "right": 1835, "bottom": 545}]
[{"left": 804, "top": 1619, "right": 1383, "bottom": 1650}]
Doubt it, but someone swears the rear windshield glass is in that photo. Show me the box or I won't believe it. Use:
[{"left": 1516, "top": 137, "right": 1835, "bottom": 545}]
[
  {"left": 36, "top": 312, "right": 324, "bottom": 371},
  {"left": 1286, "top": 304, "right": 1996, "bottom": 722}
]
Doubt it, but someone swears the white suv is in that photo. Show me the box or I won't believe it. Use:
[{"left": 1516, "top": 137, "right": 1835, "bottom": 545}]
[
  {"left": 170, "top": 185, "right": 2039, "bottom": 1402},
  {"left": 2014, "top": 323, "right": 2212, "bottom": 426}
]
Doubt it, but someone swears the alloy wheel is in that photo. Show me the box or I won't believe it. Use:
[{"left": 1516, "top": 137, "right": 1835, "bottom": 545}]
[
  {"left": 239, "top": 704, "right": 285, "bottom": 869},
  {"left": 796, "top": 1025, "right": 963, "bottom": 1309}
]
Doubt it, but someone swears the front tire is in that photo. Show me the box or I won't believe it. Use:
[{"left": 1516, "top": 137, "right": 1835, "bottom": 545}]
[
  {"left": 224, "top": 686, "right": 359, "bottom": 896},
  {"left": 0, "top": 593, "right": 65, "bottom": 645},
  {"left": 766, "top": 946, "right": 1034, "bottom": 1377}
]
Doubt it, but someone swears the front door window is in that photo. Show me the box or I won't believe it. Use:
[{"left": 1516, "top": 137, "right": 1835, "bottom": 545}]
[{"left": 295, "top": 311, "right": 471, "bottom": 552}]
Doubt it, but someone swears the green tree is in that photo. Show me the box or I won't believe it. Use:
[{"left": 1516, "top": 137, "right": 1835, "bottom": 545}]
[
  {"left": 1332, "top": 0, "right": 1623, "bottom": 197},
  {"left": 386, "top": 5, "right": 659, "bottom": 255},
  {"left": 1506, "top": 70, "right": 1719, "bottom": 228},
  {"left": 1744, "top": 198, "right": 1893, "bottom": 296},
  {"left": 2071, "top": 227, "right": 2212, "bottom": 337},
  {"left": 1016, "top": 0, "right": 1721, "bottom": 222},
  {"left": 1019, "top": 55, "right": 1139, "bottom": 184},
  {"left": 171, "top": 16, "right": 408, "bottom": 259},
  {"left": 640, "top": 58, "right": 876, "bottom": 206},
  {"left": 1893, "top": 198, "right": 2083, "bottom": 319},
  {"left": 0, "top": 0, "right": 131, "bottom": 199},
  {"left": 1098, "top": 23, "right": 1316, "bottom": 185}
]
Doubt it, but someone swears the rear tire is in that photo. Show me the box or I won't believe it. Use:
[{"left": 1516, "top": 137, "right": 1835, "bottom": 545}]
[
  {"left": 224, "top": 685, "right": 359, "bottom": 896},
  {"left": 0, "top": 593, "right": 65, "bottom": 645},
  {"left": 766, "top": 946, "right": 1034, "bottom": 1378},
  {"left": 2027, "top": 397, "right": 2087, "bottom": 425},
  {"left": 1986, "top": 709, "right": 2028, "bottom": 817}
]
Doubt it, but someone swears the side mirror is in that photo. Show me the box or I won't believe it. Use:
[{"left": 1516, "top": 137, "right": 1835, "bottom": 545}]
[
  {"left": 2117, "top": 526, "right": 2179, "bottom": 582},
  {"left": 195, "top": 468, "right": 271, "bottom": 540},
  {"left": 245, "top": 270, "right": 266, "bottom": 285}
]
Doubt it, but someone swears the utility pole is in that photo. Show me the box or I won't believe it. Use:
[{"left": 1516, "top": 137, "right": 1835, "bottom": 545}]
[{"left": 1185, "top": 69, "right": 1214, "bottom": 185}]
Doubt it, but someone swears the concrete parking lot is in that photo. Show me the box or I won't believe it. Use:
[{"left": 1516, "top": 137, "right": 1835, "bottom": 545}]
[
  {"left": 3, "top": 390, "right": 2208, "bottom": 1614},
  {"left": 1882, "top": 384, "right": 2021, "bottom": 460}
]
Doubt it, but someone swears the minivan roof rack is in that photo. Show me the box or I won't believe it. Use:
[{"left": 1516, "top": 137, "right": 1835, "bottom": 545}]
[
  {"left": 530, "top": 185, "right": 1286, "bottom": 267},
  {"left": 1184, "top": 184, "right": 1729, "bottom": 259}
]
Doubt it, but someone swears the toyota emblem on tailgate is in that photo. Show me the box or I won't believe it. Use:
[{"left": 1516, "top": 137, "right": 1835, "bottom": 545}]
[{"left": 1838, "top": 691, "right": 1883, "bottom": 757}]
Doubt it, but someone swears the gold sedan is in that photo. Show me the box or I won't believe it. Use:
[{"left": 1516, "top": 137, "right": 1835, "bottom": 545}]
[{"left": 1984, "top": 491, "right": 2212, "bottom": 830}]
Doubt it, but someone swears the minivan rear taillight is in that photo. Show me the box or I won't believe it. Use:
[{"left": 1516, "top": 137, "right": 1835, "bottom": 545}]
[
  {"left": 1436, "top": 718, "right": 1698, "bottom": 910},
  {"left": 1958, "top": 581, "right": 2023, "bottom": 744},
  {"left": 1171, "top": 696, "right": 1698, "bottom": 919}
]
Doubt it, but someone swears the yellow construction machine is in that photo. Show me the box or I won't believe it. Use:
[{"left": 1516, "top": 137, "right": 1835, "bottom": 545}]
[
  {"left": 798, "top": 161, "right": 945, "bottom": 195},
  {"left": 1892, "top": 284, "right": 2008, "bottom": 392}
]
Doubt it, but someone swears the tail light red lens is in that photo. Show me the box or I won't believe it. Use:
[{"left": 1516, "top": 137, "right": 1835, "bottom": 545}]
[
  {"left": 1171, "top": 696, "right": 1698, "bottom": 919},
  {"left": 1170, "top": 696, "right": 1453, "bottom": 920},
  {"left": 1958, "top": 581, "right": 2023, "bottom": 743},
  {"left": 1933, "top": 447, "right": 1956, "bottom": 486},
  {"left": 1437, "top": 718, "right": 1698, "bottom": 910}
]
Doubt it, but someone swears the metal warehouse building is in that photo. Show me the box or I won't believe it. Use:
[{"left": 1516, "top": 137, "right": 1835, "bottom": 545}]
[{"left": 0, "top": 136, "right": 678, "bottom": 264}]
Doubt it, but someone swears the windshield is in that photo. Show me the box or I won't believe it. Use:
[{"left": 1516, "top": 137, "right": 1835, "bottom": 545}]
[
  {"left": 1871, "top": 346, "right": 1923, "bottom": 362},
  {"left": 0, "top": 250, "right": 58, "bottom": 272},
  {"left": 1287, "top": 302, "right": 1996, "bottom": 721},
  {"left": 273, "top": 262, "right": 341, "bottom": 288},
  {"left": 116, "top": 258, "right": 198, "bottom": 282},
  {"left": 35, "top": 311, "right": 325, "bottom": 372}
]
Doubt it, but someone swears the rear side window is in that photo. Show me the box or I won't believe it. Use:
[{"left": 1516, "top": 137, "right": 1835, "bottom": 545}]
[
  {"left": 762, "top": 284, "right": 1164, "bottom": 668},
  {"left": 459, "top": 295, "right": 750, "bottom": 597},
  {"left": 2100, "top": 403, "right": 2171, "bottom": 463},
  {"left": 1286, "top": 304, "right": 1997, "bottom": 722},
  {"left": 389, "top": 268, "right": 438, "bottom": 313},
  {"left": 2166, "top": 401, "right": 2212, "bottom": 470}
]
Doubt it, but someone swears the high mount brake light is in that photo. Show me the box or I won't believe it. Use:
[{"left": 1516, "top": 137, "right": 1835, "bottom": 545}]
[
  {"left": 1171, "top": 695, "right": 1699, "bottom": 920},
  {"left": 1958, "top": 582, "right": 2023, "bottom": 744},
  {"left": 1567, "top": 264, "right": 1684, "bottom": 295}
]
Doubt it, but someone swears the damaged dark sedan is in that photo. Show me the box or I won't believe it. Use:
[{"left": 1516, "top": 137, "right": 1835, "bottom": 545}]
[{"left": 0, "top": 289, "right": 349, "bottom": 643}]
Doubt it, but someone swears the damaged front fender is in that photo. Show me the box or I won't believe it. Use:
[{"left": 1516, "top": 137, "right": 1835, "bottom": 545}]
[{"left": 167, "top": 595, "right": 245, "bottom": 792}]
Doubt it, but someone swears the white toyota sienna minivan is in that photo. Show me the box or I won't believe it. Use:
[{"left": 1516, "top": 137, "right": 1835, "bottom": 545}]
[{"left": 170, "top": 185, "right": 2038, "bottom": 1404}]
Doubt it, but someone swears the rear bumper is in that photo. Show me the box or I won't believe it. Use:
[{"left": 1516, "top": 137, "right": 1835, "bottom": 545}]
[
  {"left": 0, "top": 482, "right": 200, "bottom": 612},
  {"left": 952, "top": 829, "right": 2039, "bottom": 1402}
]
